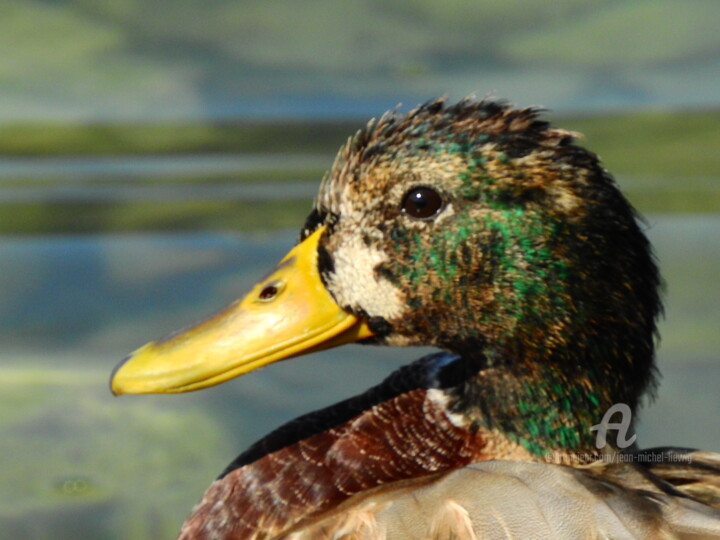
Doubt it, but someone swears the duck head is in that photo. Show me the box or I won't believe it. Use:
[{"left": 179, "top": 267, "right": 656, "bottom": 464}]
[{"left": 112, "top": 99, "right": 661, "bottom": 454}]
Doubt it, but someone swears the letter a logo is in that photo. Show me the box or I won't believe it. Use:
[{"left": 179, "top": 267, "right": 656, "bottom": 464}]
[{"left": 590, "top": 403, "right": 637, "bottom": 449}]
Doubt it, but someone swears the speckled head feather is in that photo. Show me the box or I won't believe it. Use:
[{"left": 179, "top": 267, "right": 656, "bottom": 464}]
[{"left": 303, "top": 98, "right": 661, "bottom": 451}]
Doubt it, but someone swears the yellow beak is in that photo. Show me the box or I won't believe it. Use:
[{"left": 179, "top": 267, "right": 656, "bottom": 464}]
[{"left": 110, "top": 226, "right": 374, "bottom": 394}]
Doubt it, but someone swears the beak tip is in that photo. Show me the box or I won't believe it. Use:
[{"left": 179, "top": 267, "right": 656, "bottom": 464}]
[{"left": 109, "top": 354, "right": 133, "bottom": 396}]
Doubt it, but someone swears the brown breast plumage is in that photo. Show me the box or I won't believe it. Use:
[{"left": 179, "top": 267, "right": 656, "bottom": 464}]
[{"left": 177, "top": 354, "right": 529, "bottom": 539}]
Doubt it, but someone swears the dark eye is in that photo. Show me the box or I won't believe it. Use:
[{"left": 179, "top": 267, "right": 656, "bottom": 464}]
[{"left": 401, "top": 187, "right": 444, "bottom": 219}]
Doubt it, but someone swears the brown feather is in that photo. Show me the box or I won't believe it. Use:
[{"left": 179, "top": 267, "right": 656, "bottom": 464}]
[{"left": 178, "top": 388, "right": 528, "bottom": 539}]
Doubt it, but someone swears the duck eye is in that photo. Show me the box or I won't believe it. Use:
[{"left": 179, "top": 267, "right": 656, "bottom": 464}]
[{"left": 401, "top": 187, "right": 444, "bottom": 219}]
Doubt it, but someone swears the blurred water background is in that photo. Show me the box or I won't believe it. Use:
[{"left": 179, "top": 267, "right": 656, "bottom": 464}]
[{"left": 1, "top": 1, "right": 719, "bottom": 538}]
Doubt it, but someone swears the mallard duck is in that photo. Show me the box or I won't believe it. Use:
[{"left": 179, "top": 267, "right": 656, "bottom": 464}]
[{"left": 111, "top": 99, "right": 720, "bottom": 539}]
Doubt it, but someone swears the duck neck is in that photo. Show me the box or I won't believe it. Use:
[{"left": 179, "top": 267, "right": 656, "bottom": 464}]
[{"left": 443, "top": 352, "right": 639, "bottom": 461}]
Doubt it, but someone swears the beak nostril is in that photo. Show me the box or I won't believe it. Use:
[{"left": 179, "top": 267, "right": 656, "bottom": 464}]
[{"left": 258, "top": 281, "right": 283, "bottom": 301}]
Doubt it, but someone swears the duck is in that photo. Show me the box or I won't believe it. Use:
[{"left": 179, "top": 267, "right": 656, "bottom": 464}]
[{"left": 110, "top": 98, "right": 720, "bottom": 539}]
